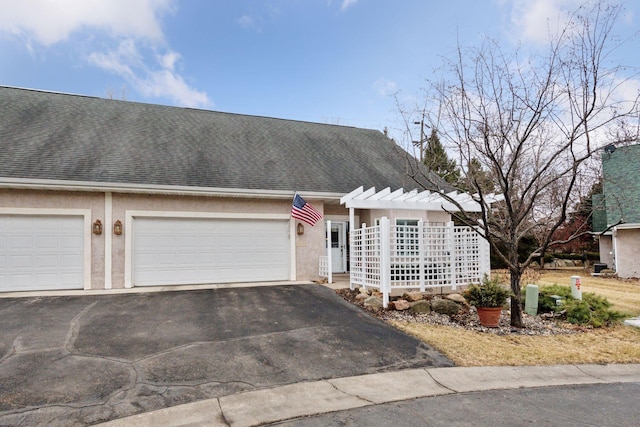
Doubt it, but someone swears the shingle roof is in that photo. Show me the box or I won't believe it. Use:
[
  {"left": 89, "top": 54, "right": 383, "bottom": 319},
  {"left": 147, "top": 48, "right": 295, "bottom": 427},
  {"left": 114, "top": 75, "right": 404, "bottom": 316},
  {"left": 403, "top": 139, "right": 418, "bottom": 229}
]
[{"left": 0, "top": 86, "right": 447, "bottom": 194}]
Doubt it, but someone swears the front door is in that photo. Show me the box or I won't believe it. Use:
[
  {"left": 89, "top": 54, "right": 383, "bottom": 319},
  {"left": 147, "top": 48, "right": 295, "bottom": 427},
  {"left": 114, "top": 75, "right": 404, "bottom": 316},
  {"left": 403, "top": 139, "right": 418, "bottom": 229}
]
[{"left": 328, "top": 221, "right": 347, "bottom": 273}]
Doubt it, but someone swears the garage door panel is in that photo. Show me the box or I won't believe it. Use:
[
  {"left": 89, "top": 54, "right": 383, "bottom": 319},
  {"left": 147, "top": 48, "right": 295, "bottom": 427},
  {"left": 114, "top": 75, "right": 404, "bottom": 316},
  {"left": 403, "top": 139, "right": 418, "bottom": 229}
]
[
  {"left": 0, "top": 215, "right": 85, "bottom": 292},
  {"left": 9, "top": 236, "right": 33, "bottom": 250},
  {"left": 9, "top": 254, "right": 33, "bottom": 268},
  {"left": 35, "top": 254, "right": 59, "bottom": 267},
  {"left": 133, "top": 217, "right": 290, "bottom": 286}
]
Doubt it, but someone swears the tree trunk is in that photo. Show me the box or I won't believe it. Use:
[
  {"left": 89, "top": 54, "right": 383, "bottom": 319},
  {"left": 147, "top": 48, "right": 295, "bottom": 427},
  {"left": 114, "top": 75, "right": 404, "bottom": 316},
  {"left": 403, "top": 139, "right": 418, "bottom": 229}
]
[{"left": 509, "top": 269, "right": 523, "bottom": 328}]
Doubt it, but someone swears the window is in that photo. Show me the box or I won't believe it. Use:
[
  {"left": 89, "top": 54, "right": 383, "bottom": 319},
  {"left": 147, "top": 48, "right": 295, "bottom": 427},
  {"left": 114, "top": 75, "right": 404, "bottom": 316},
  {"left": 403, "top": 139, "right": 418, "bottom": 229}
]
[{"left": 395, "top": 219, "right": 419, "bottom": 256}]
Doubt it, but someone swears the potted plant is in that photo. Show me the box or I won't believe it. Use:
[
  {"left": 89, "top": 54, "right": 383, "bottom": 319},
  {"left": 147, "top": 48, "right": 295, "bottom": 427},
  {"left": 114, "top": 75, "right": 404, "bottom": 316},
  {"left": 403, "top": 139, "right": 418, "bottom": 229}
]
[{"left": 463, "top": 274, "right": 512, "bottom": 327}]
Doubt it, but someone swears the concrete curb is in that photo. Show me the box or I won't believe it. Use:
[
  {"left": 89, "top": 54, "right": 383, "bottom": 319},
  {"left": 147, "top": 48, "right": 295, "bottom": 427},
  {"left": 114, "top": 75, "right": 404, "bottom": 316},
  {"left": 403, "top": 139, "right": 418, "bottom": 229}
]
[{"left": 97, "top": 363, "right": 640, "bottom": 427}]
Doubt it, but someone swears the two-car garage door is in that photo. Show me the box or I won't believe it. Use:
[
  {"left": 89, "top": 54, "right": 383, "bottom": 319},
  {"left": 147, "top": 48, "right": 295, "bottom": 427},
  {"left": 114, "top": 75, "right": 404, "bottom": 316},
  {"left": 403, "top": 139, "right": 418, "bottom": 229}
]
[
  {"left": 0, "top": 214, "right": 291, "bottom": 291},
  {"left": 132, "top": 217, "right": 291, "bottom": 286}
]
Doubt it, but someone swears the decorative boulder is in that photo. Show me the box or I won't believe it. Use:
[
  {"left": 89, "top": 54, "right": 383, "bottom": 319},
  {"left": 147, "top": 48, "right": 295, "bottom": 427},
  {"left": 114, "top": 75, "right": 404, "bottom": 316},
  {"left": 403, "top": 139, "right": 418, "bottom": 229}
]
[
  {"left": 409, "top": 300, "right": 431, "bottom": 314},
  {"left": 364, "top": 296, "right": 383, "bottom": 311},
  {"left": 355, "top": 293, "right": 370, "bottom": 301},
  {"left": 392, "top": 299, "right": 411, "bottom": 311},
  {"left": 402, "top": 292, "right": 424, "bottom": 302},
  {"left": 445, "top": 293, "right": 467, "bottom": 304},
  {"left": 430, "top": 298, "right": 461, "bottom": 316}
]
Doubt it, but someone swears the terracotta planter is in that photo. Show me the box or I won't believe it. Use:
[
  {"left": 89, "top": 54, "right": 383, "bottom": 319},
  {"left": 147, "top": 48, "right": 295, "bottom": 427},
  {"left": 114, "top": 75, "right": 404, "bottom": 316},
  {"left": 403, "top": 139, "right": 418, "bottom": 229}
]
[{"left": 476, "top": 306, "right": 503, "bottom": 327}]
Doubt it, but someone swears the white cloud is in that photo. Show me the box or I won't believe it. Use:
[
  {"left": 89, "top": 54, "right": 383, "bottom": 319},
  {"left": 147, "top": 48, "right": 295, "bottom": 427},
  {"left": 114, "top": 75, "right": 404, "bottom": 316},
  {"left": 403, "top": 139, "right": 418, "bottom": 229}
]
[
  {"left": 373, "top": 78, "right": 397, "bottom": 97},
  {"left": 138, "top": 69, "right": 211, "bottom": 108},
  {"left": 0, "top": 0, "right": 174, "bottom": 45},
  {"left": 159, "top": 51, "right": 180, "bottom": 71},
  {"left": 88, "top": 39, "right": 140, "bottom": 80},
  {"left": 326, "top": 0, "right": 357, "bottom": 11},
  {"left": 506, "top": 0, "right": 582, "bottom": 45},
  {"left": 236, "top": 15, "right": 255, "bottom": 29},
  {"left": 0, "top": 0, "right": 211, "bottom": 108},
  {"left": 341, "top": 0, "right": 358, "bottom": 11},
  {"left": 89, "top": 40, "right": 211, "bottom": 108}
]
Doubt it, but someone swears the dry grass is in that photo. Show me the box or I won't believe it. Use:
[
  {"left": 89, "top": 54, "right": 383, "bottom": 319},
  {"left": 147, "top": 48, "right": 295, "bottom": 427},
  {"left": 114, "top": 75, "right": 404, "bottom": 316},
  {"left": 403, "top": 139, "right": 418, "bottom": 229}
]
[
  {"left": 392, "top": 269, "right": 640, "bottom": 366},
  {"left": 393, "top": 321, "right": 640, "bottom": 366},
  {"left": 535, "top": 269, "right": 640, "bottom": 316}
]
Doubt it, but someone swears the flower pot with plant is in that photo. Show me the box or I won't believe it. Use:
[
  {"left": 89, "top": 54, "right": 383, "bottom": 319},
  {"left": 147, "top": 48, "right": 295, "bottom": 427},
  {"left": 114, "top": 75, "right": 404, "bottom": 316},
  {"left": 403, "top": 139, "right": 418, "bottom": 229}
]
[{"left": 463, "top": 274, "right": 512, "bottom": 327}]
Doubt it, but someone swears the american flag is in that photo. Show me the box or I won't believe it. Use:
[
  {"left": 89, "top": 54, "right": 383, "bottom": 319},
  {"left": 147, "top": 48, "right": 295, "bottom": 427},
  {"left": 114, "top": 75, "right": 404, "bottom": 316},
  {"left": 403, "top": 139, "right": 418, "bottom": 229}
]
[{"left": 291, "top": 194, "right": 322, "bottom": 226}]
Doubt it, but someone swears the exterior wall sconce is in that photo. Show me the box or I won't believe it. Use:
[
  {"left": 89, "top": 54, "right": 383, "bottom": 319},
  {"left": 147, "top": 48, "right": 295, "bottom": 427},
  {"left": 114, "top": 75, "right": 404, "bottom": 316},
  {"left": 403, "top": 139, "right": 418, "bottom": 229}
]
[
  {"left": 113, "top": 220, "right": 123, "bottom": 236},
  {"left": 93, "top": 219, "right": 103, "bottom": 235},
  {"left": 297, "top": 223, "right": 304, "bottom": 235}
]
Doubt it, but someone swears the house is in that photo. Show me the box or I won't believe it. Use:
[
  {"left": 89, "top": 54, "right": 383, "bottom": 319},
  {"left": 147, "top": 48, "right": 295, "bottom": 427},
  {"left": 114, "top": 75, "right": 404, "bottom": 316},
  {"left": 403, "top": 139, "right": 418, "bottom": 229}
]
[
  {"left": 1, "top": 86, "right": 479, "bottom": 293},
  {"left": 593, "top": 144, "right": 640, "bottom": 278}
]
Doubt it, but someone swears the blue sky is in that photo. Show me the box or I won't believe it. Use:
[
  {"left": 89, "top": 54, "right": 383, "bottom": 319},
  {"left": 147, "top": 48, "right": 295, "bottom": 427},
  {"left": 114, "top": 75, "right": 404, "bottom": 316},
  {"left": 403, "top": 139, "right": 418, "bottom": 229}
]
[{"left": 1, "top": 0, "right": 638, "bottom": 146}]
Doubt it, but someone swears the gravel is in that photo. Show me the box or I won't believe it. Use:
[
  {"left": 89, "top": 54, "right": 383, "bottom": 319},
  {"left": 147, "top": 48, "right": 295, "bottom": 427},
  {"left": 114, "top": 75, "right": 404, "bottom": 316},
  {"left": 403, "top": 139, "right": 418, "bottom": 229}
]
[{"left": 336, "top": 288, "right": 579, "bottom": 336}]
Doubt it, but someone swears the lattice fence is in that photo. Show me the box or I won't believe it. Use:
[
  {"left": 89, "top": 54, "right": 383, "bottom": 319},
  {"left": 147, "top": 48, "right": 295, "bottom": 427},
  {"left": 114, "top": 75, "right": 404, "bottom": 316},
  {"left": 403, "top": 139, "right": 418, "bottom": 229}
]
[{"left": 350, "top": 217, "right": 490, "bottom": 307}]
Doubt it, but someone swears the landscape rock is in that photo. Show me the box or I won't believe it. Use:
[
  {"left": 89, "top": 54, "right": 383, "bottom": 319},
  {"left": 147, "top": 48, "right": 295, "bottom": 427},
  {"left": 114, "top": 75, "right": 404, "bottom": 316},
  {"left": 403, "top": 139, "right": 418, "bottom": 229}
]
[
  {"left": 402, "top": 292, "right": 424, "bottom": 302},
  {"left": 409, "top": 300, "right": 431, "bottom": 314},
  {"left": 430, "top": 298, "right": 461, "bottom": 316},
  {"left": 364, "top": 296, "right": 383, "bottom": 311},
  {"left": 392, "top": 299, "right": 411, "bottom": 311},
  {"left": 445, "top": 293, "right": 467, "bottom": 304},
  {"left": 358, "top": 287, "right": 371, "bottom": 295},
  {"left": 355, "top": 293, "right": 369, "bottom": 301}
]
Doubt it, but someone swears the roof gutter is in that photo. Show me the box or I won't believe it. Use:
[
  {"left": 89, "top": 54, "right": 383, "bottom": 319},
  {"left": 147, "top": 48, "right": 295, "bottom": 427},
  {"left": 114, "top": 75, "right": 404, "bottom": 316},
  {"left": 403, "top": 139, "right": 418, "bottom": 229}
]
[{"left": 0, "top": 177, "right": 345, "bottom": 201}]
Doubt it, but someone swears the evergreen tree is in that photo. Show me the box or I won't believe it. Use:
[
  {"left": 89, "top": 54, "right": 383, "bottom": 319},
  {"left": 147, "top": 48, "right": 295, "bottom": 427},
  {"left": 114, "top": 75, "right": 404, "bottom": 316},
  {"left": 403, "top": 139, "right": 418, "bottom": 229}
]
[
  {"left": 423, "top": 130, "right": 460, "bottom": 185},
  {"left": 460, "top": 158, "right": 495, "bottom": 195}
]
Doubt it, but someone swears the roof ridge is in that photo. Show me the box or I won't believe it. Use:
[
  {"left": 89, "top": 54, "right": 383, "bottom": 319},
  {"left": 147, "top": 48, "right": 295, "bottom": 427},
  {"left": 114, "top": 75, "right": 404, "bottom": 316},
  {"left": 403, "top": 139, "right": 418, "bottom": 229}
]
[{"left": 0, "top": 85, "right": 370, "bottom": 131}]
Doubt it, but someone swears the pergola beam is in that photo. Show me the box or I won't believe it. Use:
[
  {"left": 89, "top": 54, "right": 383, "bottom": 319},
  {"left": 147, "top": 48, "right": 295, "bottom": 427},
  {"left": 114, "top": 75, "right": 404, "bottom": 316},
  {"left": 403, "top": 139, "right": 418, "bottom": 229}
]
[{"left": 341, "top": 187, "right": 498, "bottom": 212}]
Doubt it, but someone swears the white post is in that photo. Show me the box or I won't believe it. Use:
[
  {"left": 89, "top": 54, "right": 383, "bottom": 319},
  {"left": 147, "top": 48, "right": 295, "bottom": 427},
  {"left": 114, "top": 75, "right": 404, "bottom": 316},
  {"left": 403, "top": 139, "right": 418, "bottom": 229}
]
[
  {"left": 380, "top": 217, "right": 391, "bottom": 308},
  {"left": 359, "top": 222, "right": 367, "bottom": 291},
  {"left": 447, "top": 221, "right": 456, "bottom": 290},
  {"left": 326, "top": 220, "right": 333, "bottom": 284},
  {"left": 418, "top": 220, "right": 425, "bottom": 292},
  {"left": 570, "top": 275, "right": 582, "bottom": 300},
  {"left": 348, "top": 207, "right": 355, "bottom": 287},
  {"left": 476, "top": 223, "right": 491, "bottom": 281}
]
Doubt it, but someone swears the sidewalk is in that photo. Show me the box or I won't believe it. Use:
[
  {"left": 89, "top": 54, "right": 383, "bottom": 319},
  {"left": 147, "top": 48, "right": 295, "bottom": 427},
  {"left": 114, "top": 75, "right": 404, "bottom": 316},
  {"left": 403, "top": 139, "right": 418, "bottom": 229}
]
[{"left": 98, "top": 363, "right": 640, "bottom": 427}]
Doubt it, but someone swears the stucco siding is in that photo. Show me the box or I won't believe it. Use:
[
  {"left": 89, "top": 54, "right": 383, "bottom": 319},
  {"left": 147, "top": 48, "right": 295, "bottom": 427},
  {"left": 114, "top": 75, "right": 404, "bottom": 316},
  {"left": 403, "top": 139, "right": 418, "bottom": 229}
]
[
  {"left": 598, "top": 236, "right": 614, "bottom": 268},
  {"left": 615, "top": 228, "right": 640, "bottom": 278},
  {"left": 0, "top": 189, "right": 327, "bottom": 290}
]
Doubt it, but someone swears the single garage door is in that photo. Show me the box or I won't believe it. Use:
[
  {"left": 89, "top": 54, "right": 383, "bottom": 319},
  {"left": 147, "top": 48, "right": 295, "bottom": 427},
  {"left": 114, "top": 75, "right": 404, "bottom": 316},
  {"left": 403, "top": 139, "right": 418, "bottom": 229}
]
[
  {"left": 0, "top": 215, "right": 85, "bottom": 292},
  {"left": 132, "top": 217, "right": 290, "bottom": 286}
]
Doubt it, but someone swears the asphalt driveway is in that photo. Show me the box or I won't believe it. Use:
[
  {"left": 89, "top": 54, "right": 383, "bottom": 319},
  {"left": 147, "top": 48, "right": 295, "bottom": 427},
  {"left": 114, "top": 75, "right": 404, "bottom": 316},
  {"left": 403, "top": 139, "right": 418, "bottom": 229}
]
[{"left": 0, "top": 284, "right": 452, "bottom": 426}]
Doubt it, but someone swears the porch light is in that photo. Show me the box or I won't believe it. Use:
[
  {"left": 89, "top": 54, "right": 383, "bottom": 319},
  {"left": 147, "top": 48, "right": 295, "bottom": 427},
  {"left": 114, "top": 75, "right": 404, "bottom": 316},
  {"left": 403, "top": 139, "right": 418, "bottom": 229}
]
[
  {"left": 93, "top": 219, "right": 103, "bottom": 235},
  {"left": 297, "top": 223, "right": 304, "bottom": 235},
  {"left": 113, "top": 220, "right": 123, "bottom": 236}
]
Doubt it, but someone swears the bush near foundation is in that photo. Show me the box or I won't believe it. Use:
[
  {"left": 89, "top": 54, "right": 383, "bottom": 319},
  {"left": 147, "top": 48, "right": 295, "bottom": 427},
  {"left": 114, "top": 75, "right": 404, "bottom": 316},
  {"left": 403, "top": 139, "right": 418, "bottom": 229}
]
[{"left": 523, "top": 284, "right": 626, "bottom": 328}]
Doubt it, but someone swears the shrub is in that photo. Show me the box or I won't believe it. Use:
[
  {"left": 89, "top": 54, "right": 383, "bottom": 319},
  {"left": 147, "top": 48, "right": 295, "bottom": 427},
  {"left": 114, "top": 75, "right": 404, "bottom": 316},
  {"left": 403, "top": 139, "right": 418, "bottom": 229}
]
[
  {"left": 463, "top": 275, "right": 512, "bottom": 308},
  {"left": 541, "top": 252, "right": 599, "bottom": 263},
  {"left": 563, "top": 293, "right": 626, "bottom": 328},
  {"left": 522, "top": 284, "right": 625, "bottom": 328},
  {"left": 537, "top": 284, "right": 573, "bottom": 313}
]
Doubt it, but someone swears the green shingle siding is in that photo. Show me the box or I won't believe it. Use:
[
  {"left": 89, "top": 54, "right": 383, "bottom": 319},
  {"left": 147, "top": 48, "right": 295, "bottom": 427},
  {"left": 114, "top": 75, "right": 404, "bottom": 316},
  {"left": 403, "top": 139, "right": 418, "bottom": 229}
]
[{"left": 601, "top": 144, "right": 640, "bottom": 226}]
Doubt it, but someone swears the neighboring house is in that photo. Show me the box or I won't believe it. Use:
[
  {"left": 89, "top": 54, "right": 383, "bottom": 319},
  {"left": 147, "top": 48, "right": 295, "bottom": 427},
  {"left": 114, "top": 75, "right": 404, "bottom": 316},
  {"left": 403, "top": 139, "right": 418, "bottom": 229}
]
[
  {"left": 0, "top": 86, "right": 467, "bottom": 293},
  {"left": 593, "top": 144, "right": 640, "bottom": 278}
]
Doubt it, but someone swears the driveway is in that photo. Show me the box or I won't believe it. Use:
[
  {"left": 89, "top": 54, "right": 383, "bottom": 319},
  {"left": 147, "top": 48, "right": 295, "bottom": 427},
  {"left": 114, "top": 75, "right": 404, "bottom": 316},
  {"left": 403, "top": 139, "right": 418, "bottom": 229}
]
[{"left": 0, "top": 284, "right": 452, "bottom": 426}]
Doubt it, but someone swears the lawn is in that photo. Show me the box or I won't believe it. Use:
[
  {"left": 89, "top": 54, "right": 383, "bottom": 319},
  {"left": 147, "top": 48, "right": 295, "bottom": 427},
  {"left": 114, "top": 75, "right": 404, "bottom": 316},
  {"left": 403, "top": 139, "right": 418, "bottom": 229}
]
[{"left": 391, "top": 268, "right": 640, "bottom": 367}]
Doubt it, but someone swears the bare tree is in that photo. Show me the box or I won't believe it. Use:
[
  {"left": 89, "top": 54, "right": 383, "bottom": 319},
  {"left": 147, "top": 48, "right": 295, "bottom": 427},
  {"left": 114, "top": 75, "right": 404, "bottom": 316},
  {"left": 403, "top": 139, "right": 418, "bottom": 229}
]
[
  {"left": 411, "top": 1, "right": 639, "bottom": 327},
  {"left": 105, "top": 85, "right": 128, "bottom": 101}
]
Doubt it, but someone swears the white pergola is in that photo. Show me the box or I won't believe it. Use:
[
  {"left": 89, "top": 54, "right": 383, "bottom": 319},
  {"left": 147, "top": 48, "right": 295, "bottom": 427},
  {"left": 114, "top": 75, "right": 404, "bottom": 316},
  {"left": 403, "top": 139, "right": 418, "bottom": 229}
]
[
  {"left": 340, "top": 186, "right": 502, "bottom": 231},
  {"left": 328, "top": 186, "right": 503, "bottom": 307}
]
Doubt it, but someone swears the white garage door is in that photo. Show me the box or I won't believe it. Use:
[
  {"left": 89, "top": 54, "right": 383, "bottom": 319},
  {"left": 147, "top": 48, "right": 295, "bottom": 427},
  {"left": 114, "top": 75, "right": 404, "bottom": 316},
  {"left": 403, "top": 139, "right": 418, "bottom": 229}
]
[
  {"left": 132, "top": 217, "right": 290, "bottom": 286},
  {"left": 0, "top": 215, "right": 85, "bottom": 292}
]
